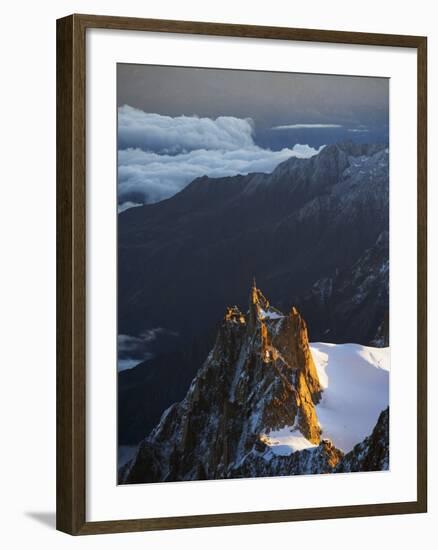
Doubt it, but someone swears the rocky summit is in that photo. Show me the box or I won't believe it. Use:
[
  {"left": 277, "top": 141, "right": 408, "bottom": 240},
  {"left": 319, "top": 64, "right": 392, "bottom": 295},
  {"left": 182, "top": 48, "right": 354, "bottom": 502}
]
[{"left": 120, "top": 284, "right": 388, "bottom": 483}]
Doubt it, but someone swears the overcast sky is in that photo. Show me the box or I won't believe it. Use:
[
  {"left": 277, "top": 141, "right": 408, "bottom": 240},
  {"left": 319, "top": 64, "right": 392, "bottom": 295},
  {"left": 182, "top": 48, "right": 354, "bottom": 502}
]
[{"left": 117, "top": 64, "right": 389, "bottom": 210}]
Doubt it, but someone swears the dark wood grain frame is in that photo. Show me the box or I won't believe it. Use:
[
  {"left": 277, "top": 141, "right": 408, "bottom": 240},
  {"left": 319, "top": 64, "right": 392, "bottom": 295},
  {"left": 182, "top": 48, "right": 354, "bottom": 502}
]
[{"left": 57, "top": 13, "right": 428, "bottom": 535}]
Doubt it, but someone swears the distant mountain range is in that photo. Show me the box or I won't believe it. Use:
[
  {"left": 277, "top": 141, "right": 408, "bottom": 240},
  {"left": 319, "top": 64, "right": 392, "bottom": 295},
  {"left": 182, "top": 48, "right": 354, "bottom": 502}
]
[
  {"left": 120, "top": 285, "right": 389, "bottom": 483},
  {"left": 118, "top": 141, "right": 389, "bottom": 446}
]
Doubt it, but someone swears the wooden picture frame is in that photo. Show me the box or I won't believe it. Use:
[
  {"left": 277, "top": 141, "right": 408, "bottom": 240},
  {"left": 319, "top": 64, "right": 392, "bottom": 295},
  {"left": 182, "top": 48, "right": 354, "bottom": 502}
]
[{"left": 56, "top": 13, "right": 427, "bottom": 535}]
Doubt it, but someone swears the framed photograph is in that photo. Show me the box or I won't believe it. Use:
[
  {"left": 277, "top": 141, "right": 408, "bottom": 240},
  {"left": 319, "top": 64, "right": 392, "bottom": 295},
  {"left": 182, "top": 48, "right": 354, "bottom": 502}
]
[{"left": 56, "top": 14, "right": 427, "bottom": 535}]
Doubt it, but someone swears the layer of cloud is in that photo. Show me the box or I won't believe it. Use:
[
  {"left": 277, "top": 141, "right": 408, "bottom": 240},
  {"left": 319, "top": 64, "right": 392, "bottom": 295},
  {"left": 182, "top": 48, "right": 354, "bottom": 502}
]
[
  {"left": 118, "top": 358, "right": 149, "bottom": 372},
  {"left": 117, "top": 329, "right": 179, "bottom": 371},
  {"left": 118, "top": 330, "right": 164, "bottom": 352},
  {"left": 118, "top": 201, "right": 142, "bottom": 213},
  {"left": 118, "top": 143, "right": 323, "bottom": 208},
  {"left": 118, "top": 107, "right": 324, "bottom": 209},
  {"left": 271, "top": 123, "right": 343, "bottom": 130},
  {"left": 118, "top": 105, "right": 255, "bottom": 153}
]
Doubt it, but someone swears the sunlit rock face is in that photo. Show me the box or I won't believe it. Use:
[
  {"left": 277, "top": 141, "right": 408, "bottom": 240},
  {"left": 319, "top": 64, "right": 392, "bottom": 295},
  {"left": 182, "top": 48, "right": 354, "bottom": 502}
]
[{"left": 122, "top": 284, "right": 332, "bottom": 484}]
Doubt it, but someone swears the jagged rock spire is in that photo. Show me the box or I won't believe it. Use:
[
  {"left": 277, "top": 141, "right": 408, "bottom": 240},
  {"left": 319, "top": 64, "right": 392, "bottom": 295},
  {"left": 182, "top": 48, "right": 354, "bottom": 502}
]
[
  {"left": 249, "top": 278, "right": 259, "bottom": 329},
  {"left": 250, "top": 276, "right": 260, "bottom": 306},
  {"left": 249, "top": 279, "right": 271, "bottom": 329},
  {"left": 122, "top": 285, "right": 324, "bottom": 484}
]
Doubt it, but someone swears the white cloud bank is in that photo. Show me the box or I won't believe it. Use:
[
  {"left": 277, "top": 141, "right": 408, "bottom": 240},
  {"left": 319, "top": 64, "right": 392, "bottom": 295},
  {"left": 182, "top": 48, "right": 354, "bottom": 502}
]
[
  {"left": 118, "top": 107, "right": 324, "bottom": 209},
  {"left": 118, "top": 105, "right": 255, "bottom": 153}
]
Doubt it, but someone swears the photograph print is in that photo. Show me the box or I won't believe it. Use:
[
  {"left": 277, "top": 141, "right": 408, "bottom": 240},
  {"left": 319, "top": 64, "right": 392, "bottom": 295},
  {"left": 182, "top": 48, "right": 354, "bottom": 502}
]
[{"left": 117, "top": 64, "right": 390, "bottom": 484}]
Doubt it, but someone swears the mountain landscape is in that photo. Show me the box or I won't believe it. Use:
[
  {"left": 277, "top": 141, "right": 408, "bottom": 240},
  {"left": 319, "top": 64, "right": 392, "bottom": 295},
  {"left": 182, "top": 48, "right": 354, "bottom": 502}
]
[
  {"left": 120, "top": 284, "right": 389, "bottom": 483},
  {"left": 118, "top": 142, "right": 388, "bottom": 343},
  {"left": 118, "top": 141, "right": 389, "bottom": 449}
]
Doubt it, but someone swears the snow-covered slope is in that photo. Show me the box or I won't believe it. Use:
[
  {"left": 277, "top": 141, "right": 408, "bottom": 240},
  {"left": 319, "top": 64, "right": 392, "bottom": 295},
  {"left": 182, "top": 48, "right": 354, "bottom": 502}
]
[
  {"left": 258, "top": 343, "right": 389, "bottom": 456},
  {"left": 311, "top": 343, "right": 389, "bottom": 453}
]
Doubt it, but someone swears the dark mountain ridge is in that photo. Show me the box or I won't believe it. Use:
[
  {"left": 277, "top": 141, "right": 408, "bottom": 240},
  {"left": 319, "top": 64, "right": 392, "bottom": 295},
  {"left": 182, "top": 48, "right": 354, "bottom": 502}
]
[
  {"left": 118, "top": 141, "right": 389, "bottom": 445},
  {"left": 118, "top": 141, "right": 388, "bottom": 342}
]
